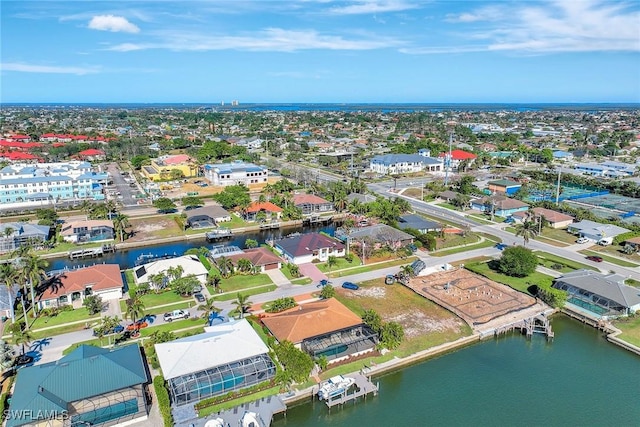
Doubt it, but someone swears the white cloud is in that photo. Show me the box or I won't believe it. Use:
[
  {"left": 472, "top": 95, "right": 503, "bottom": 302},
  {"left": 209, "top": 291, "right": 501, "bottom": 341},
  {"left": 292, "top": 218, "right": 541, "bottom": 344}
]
[
  {"left": 88, "top": 15, "right": 140, "bottom": 33},
  {"left": 409, "top": 0, "right": 640, "bottom": 54},
  {"left": 0, "top": 62, "right": 99, "bottom": 75},
  {"left": 328, "top": 0, "right": 418, "bottom": 15},
  {"left": 107, "top": 28, "right": 403, "bottom": 52}
]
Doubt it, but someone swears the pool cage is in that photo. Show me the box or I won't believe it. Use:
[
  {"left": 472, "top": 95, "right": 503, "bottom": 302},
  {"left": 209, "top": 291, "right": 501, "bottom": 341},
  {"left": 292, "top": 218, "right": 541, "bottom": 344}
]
[
  {"left": 302, "top": 325, "right": 379, "bottom": 361},
  {"left": 552, "top": 282, "right": 628, "bottom": 317},
  {"left": 68, "top": 385, "right": 149, "bottom": 427},
  {"left": 168, "top": 354, "right": 276, "bottom": 406}
]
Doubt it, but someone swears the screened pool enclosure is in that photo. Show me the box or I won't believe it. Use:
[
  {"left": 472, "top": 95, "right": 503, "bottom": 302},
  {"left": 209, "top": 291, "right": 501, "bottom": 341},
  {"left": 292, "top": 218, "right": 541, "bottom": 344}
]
[
  {"left": 168, "top": 354, "right": 276, "bottom": 406},
  {"left": 302, "top": 325, "right": 378, "bottom": 361}
]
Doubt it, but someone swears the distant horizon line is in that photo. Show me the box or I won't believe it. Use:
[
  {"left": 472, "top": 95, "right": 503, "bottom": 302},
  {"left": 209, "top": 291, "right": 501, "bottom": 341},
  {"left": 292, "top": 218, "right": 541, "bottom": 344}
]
[{"left": 2, "top": 102, "right": 639, "bottom": 105}]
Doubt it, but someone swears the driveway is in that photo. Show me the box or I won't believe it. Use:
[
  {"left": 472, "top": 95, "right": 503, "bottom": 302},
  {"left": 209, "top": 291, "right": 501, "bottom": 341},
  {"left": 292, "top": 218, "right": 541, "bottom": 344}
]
[{"left": 298, "top": 263, "right": 327, "bottom": 282}]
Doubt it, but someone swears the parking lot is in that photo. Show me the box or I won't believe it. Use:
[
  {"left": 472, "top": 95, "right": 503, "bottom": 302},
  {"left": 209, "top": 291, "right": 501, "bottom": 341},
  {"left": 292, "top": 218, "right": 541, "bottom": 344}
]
[{"left": 105, "top": 163, "right": 142, "bottom": 207}]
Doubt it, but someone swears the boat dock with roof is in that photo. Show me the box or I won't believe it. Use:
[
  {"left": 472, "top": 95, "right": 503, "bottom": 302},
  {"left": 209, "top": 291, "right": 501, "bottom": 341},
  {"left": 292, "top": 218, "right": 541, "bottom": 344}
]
[{"left": 314, "top": 373, "right": 379, "bottom": 410}]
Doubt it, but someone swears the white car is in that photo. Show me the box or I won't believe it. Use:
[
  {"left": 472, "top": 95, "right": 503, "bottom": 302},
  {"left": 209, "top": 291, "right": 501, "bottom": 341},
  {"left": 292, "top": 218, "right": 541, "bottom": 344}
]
[{"left": 576, "top": 237, "right": 590, "bottom": 244}]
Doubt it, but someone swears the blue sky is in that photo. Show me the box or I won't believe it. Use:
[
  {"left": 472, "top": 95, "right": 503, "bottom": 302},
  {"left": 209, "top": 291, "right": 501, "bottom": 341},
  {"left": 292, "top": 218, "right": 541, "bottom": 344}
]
[{"left": 1, "top": 0, "right": 639, "bottom": 103}]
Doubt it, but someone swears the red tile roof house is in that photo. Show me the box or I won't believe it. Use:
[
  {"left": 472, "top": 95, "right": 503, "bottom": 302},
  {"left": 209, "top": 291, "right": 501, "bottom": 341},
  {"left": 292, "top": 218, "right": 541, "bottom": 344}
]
[
  {"left": 75, "top": 148, "right": 106, "bottom": 161},
  {"left": 226, "top": 247, "right": 284, "bottom": 272},
  {"left": 244, "top": 201, "right": 283, "bottom": 222},
  {"left": 37, "top": 264, "right": 124, "bottom": 310},
  {"left": 512, "top": 208, "right": 574, "bottom": 229},
  {"left": 274, "top": 232, "right": 345, "bottom": 265},
  {"left": 292, "top": 193, "right": 334, "bottom": 216},
  {"left": 438, "top": 149, "right": 477, "bottom": 170}
]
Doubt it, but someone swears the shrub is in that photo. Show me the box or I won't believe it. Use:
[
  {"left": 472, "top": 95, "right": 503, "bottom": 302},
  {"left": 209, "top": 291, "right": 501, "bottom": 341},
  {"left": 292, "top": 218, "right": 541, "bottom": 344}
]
[
  {"left": 498, "top": 246, "right": 538, "bottom": 277},
  {"left": 550, "top": 263, "right": 564, "bottom": 271},
  {"left": 534, "top": 283, "right": 567, "bottom": 308},
  {"left": 344, "top": 253, "right": 354, "bottom": 263},
  {"left": 153, "top": 375, "right": 173, "bottom": 427},
  {"left": 265, "top": 297, "right": 297, "bottom": 313}
]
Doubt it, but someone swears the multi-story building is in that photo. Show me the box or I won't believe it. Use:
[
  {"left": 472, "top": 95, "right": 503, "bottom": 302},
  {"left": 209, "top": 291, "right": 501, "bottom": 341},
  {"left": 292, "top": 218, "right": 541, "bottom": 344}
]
[
  {"left": 0, "top": 161, "right": 108, "bottom": 204},
  {"left": 204, "top": 161, "right": 268, "bottom": 186},
  {"left": 141, "top": 154, "right": 199, "bottom": 181},
  {"left": 369, "top": 154, "right": 443, "bottom": 175}
]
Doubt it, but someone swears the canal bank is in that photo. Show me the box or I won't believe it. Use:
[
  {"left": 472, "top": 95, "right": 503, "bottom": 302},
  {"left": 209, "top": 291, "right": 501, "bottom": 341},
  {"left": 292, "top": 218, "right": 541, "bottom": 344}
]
[{"left": 274, "top": 315, "right": 640, "bottom": 427}]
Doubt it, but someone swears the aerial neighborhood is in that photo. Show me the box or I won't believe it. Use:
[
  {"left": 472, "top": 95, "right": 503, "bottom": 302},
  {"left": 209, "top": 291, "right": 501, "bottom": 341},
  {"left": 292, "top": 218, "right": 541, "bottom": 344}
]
[{"left": 0, "top": 105, "right": 639, "bottom": 427}]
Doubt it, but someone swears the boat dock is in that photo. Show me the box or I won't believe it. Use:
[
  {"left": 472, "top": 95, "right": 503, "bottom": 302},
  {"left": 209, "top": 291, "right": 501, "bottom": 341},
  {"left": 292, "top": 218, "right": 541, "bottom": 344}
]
[
  {"left": 259, "top": 221, "right": 281, "bottom": 230},
  {"left": 68, "top": 243, "right": 116, "bottom": 260},
  {"left": 303, "top": 215, "right": 333, "bottom": 225},
  {"left": 318, "top": 374, "right": 379, "bottom": 410},
  {"left": 205, "top": 228, "right": 233, "bottom": 241},
  {"left": 174, "top": 395, "right": 286, "bottom": 427},
  {"left": 494, "top": 314, "right": 554, "bottom": 341}
]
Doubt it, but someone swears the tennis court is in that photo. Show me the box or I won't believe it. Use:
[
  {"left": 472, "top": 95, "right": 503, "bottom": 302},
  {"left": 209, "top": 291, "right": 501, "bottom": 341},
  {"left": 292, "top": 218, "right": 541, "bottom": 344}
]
[{"left": 566, "top": 193, "right": 640, "bottom": 224}]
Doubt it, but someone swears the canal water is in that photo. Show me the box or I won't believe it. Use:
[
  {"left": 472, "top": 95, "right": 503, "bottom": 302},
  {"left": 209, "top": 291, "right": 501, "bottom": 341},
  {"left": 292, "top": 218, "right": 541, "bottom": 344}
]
[
  {"left": 273, "top": 316, "right": 640, "bottom": 427},
  {"left": 48, "top": 224, "right": 336, "bottom": 271}
]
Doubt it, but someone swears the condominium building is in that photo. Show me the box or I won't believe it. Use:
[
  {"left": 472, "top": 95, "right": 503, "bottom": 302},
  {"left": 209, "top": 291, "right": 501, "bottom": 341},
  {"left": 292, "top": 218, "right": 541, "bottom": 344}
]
[
  {"left": 204, "top": 161, "right": 268, "bottom": 186},
  {"left": 0, "top": 161, "right": 108, "bottom": 204}
]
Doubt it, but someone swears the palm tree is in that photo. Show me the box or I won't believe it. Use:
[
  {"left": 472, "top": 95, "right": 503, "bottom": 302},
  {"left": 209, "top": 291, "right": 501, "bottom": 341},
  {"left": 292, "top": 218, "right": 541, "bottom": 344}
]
[
  {"left": 3, "top": 226, "right": 15, "bottom": 239},
  {"left": 124, "top": 296, "right": 146, "bottom": 324},
  {"left": 207, "top": 275, "right": 222, "bottom": 293},
  {"left": 233, "top": 293, "right": 252, "bottom": 319},
  {"left": 21, "top": 254, "right": 49, "bottom": 319},
  {"left": 8, "top": 321, "right": 32, "bottom": 358},
  {"left": 216, "top": 256, "right": 234, "bottom": 278},
  {"left": 197, "top": 297, "right": 222, "bottom": 326},
  {"left": 167, "top": 265, "right": 184, "bottom": 282},
  {"left": 78, "top": 200, "right": 94, "bottom": 220},
  {"left": 236, "top": 258, "right": 254, "bottom": 274},
  {"left": 514, "top": 219, "right": 539, "bottom": 246},
  {"left": 148, "top": 273, "right": 166, "bottom": 293},
  {"left": 0, "top": 264, "right": 17, "bottom": 322},
  {"left": 326, "top": 255, "right": 338, "bottom": 270},
  {"left": 400, "top": 264, "right": 414, "bottom": 277},
  {"left": 112, "top": 213, "right": 129, "bottom": 242}
]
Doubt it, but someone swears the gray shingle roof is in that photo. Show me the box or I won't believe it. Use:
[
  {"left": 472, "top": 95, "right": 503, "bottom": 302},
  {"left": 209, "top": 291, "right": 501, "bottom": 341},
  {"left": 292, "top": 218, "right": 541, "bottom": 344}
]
[{"left": 553, "top": 270, "right": 640, "bottom": 308}]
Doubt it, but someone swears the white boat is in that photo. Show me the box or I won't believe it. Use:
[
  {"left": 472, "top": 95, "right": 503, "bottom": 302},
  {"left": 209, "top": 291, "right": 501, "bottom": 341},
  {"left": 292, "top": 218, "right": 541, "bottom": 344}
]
[
  {"left": 317, "top": 375, "right": 356, "bottom": 400},
  {"left": 240, "top": 411, "right": 260, "bottom": 427},
  {"left": 204, "top": 418, "right": 225, "bottom": 427}
]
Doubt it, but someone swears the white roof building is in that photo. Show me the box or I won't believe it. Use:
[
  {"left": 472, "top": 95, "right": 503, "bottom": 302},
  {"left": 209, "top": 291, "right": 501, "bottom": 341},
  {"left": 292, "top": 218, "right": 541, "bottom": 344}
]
[
  {"left": 154, "top": 319, "right": 276, "bottom": 406},
  {"left": 133, "top": 255, "right": 209, "bottom": 285}
]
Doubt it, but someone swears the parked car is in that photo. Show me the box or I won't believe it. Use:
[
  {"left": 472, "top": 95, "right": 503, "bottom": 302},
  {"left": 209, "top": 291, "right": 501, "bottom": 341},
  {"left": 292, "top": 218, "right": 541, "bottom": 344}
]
[
  {"left": 342, "top": 281, "right": 360, "bottom": 290},
  {"left": 93, "top": 324, "right": 124, "bottom": 337},
  {"left": 504, "top": 217, "right": 515, "bottom": 224},
  {"left": 495, "top": 243, "right": 509, "bottom": 250},
  {"left": 163, "top": 309, "right": 190, "bottom": 322},
  {"left": 576, "top": 237, "right": 590, "bottom": 244},
  {"left": 194, "top": 293, "right": 205, "bottom": 303},
  {"left": 585, "top": 255, "right": 603, "bottom": 262}
]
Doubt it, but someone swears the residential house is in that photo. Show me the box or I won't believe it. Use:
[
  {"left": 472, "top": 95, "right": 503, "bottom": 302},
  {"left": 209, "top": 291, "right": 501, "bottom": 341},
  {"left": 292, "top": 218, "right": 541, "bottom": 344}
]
[
  {"left": 155, "top": 319, "right": 276, "bottom": 406},
  {"left": 398, "top": 214, "right": 441, "bottom": 234},
  {"left": 470, "top": 195, "right": 530, "bottom": 218},
  {"left": 623, "top": 236, "right": 640, "bottom": 250},
  {"left": 243, "top": 201, "right": 283, "bottom": 222},
  {"left": 573, "top": 162, "right": 636, "bottom": 178},
  {"left": 38, "top": 264, "right": 123, "bottom": 310},
  {"left": 133, "top": 255, "right": 209, "bottom": 287},
  {"left": 204, "top": 161, "right": 268, "bottom": 186},
  {"left": 0, "top": 222, "right": 50, "bottom": 253},
  {"left": 487, "top": 179, "right": 522, "bottom": 196},
  {"left": 369, "top": 154, "right": 443, "bottom": 175},
  {"left": 438, "top": 190, "right": 459, "bottom": 202},
  {"left": 141, "top": 154, "right": 198, "bottom": 181},
  {"left": 226, "top": 247, "right": 283, "bottom": 272},
  {"left": 60, "top": 219, "right": 114, "bottom": 243},
  {"left": 274, "top": 232, "right": 345, "bottom": 265},
  {"left": 567, "top": 220, "right": 629, "bottom": 242},
  {"left": 553, "top": 150, "right": 574, "bottom": 161},
  {"left": 185, "top": 205, "right": 232, "bottom": 229},
  {"left": 530, "top": 207, "right": 574, "bottom": 229},
  {"left": 76, "top": 148, "right": 106, "bottom": 161},
  {"left": 347, "top": 224, "right": 414, "bottom": 249},
  {"left": 261, "top": 298, "right": 378, "bottom": 364},
  {"left": 292, "top": 193, "right": 334, "bottom": 215},
  {"left": 553, "top": 270, "right": 640, "bottom": 318},
  {"left": 438, "top": 149, "right": 477, "bottom": 170},
  {"left": 7, "top": 344, "right": 150, "bottom": 427}
]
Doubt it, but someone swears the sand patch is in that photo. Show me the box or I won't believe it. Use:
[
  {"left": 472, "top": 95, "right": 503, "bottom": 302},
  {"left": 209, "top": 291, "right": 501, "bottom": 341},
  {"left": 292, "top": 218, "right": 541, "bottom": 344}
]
[{"left": 389, "top": 311, "right": 464, "bottom": 338}]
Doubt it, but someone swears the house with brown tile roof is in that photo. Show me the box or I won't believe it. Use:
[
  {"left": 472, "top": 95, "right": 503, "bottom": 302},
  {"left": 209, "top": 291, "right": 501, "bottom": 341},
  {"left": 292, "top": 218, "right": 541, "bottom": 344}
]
[
  {"left": 512, "top": 208, "right": 574, "bottom": 229},
  {"left": 274, "top": 232, "right": 345, "bottom": 265},
  {"left": 261, "top": 298, "right": 378, "bottom": 363},
  {"left": 292, "top": 193, "right": 333, "bottom": 215},
  {"left": 226, "top": 247, "right": 283, "bottom": 272},
  {"left": 243, "top": 201, "right": 283, "bottom": 222},
  {"left": 38, "top": 264, "right": 123, "bottom": 310}
]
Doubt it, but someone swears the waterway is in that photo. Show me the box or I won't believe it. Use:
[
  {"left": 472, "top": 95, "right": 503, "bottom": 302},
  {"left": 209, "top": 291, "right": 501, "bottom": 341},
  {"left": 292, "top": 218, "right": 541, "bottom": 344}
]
[
  {"left": 273, "top": 316, "right": 640, "bottom": 427},
  {"left": 48, "top": 224, "right": 336, "bottom": 272}
]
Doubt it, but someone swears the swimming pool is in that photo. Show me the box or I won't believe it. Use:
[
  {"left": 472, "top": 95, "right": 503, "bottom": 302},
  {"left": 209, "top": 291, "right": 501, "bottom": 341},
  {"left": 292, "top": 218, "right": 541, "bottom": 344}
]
[{"left": 568, "top": 297, "right": 608, "bottom": 316}]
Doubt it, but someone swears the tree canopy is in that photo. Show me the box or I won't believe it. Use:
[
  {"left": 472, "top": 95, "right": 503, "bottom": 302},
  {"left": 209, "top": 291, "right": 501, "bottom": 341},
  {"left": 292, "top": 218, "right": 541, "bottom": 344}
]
[{"left": 498, "top": 246, "right": 538, "bottom": 277}]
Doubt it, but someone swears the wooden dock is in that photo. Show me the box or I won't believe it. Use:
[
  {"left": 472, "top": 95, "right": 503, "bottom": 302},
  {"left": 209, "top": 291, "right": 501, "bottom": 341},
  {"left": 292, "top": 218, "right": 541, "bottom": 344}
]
[
  {"left": 321, "top": 374, "right": 379, "bottom": 410},
  {"left": 259, "top": 222, "right": 281, "bottom": 230},
  {"left": 494, "top": 314, "right": 554, "bottom": 341},
  {"left": 205, "top": 228, "right": 233, "bottom": 241},
  {"left": 68, "top": 243, "right": 116, "bottom": 260}
]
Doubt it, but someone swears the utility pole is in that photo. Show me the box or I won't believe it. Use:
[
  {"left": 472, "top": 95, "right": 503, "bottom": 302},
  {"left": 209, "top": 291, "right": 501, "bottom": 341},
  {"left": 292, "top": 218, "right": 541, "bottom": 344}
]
[
  {"left": 555, "top": 169, "right": 562, "bottom": 205},
  {"left": 444, "top": 131, "right": 453, "bottom": 186}
]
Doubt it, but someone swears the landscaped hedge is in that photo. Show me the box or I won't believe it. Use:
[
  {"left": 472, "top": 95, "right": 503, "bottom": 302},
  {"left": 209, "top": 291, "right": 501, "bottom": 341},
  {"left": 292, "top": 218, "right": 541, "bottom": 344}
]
[
  {"left": 194, "top": 380, "right": 274, "bottom": 411},
  {"left": 534, "top": 283, "right": 567, "bottom": 308},
  {"left": 153, "top": 375, "right": 173, "bottom": 427},
  {"left": 265, "top": 297, "right": 297, "bottom": 313}
]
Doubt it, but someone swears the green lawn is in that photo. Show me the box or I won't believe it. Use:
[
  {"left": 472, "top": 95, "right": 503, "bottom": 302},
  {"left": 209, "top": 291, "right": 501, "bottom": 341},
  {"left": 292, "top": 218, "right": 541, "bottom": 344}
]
[
  {"left": 139, "top": 318, "right": 204, "bottom": 337},
  {"left": 214, "top": 284, "right": 278, "bottom": 301},
  {"left": 535, "top": 251, "right": 597, "bottom": 272},
  {"left": 224, "top": 215, "right": 249, "bottom": 229},
  {"left": 435, "top": 202, "right": 458, "bottom": 211},
  {"left": 326, "top": 256, "right": 418, "bottom": 279},
  {"left": 464, "top": 261, "right": 554, "bottom": 294},
  {"left": 579, "top": 250, "right": 640, "bottom": 267},
  {"left": 430, "top": 239, "right": 495, "bottom": 257},
  {"left": 29, "top": 307, "right": 100, "bottom": 330},
  {"left": 582, "top": 245, "right": 640, "bottom": 266},
  {"left": 625, "top": 278, "right": 640, "bottom": 288},
  {"left": 540, "top": 228, "right": 578, "bottom": 244},
  {"left": 437, "top": 233, "right": 480, "bottom": 250},
  {"left": 614, "top": 316, "right": 640, "bottom": 348},
  {"left": 316, "top": 256, "right": 361, "bottom": 273},
  {"left": 144, "top": 301, "right": 192, "bottom": 316},
  {"left": 198, "top": 386, "right": 281, "bottom": 417},
  {"left": 28, "top": 322, "right": 93, "bottom": 341},
  {"left": 468, "top": 214, "right": 496, "bottom": 225},
  {"left": 216, "top": 274, "right": 274, "bottom": 292},
  {"left": 122, "top": 290, "right": 188, "bottom": 310}
]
